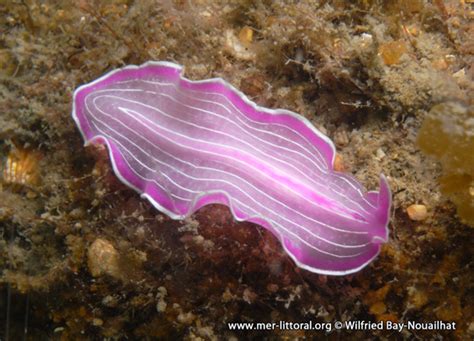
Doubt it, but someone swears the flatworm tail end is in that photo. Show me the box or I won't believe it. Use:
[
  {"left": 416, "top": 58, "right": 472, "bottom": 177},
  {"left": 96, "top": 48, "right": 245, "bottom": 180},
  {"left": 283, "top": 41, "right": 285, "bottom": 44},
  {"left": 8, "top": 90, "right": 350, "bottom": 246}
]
[
  {"left": 375, "top": 174, "right": 391, "bottom": 243},
  {"left": 283, "top": 175, "right": 391, "bottom": 276},
  {"left": 364, "top": 174, "right": 391, "bottom": 245}
]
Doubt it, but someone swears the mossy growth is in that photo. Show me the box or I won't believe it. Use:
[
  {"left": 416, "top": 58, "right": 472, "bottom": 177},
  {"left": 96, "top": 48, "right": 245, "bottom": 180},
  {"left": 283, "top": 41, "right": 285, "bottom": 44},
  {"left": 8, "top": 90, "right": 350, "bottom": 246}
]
[{"left": 417, "top": 102, "right": 474, "bottom": 226}]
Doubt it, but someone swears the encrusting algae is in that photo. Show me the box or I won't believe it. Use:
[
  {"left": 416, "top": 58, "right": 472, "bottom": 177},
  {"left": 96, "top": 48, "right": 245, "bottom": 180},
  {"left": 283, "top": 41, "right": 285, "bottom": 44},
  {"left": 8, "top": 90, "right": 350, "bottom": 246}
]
[{"left": 417, "top": 102, "right": 474, "bottom": 227}]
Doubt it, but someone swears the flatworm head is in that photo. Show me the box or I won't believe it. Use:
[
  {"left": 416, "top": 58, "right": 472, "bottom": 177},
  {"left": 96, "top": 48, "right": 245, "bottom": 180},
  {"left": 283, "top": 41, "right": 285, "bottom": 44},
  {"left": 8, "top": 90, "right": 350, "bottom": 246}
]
[{"left": 72, "top": 61, "right": 391, "bottom": 275}]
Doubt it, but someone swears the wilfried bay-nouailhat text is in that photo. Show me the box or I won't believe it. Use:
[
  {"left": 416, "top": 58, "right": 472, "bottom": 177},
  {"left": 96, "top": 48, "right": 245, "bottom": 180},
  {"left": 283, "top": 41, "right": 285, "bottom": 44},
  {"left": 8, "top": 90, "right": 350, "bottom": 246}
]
[{"left": 72, "top": 61, "right": 391, "bottom": 275}]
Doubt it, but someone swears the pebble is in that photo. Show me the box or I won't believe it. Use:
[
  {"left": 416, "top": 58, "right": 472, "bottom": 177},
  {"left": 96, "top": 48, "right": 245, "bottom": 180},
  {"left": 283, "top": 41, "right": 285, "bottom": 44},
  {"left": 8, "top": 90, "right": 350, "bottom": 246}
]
[
  {"left": 101, "top": 295, "right": 118, "bottom": 307},
  {"left": 87, "top": 238, "right": 121, "bottom": 278},
  {"left": 177, "top": 311, "right": 196, "bottom": 325},
  {"left": 92, "top": 318, "right": 103, "bottom": 326},
  {"left": 69, "top": 207, "right": 85, "bottom": 219},
  {"left": 333, "top": 154, "right": 345, "bottom": 172},
  {"left": 334, "top": 130, "right": 349, "bottom": 147},
  {"left": 224, "top": 29, "right": 256, "bottom": 61},
  {"left": 238, "top": 26, "right": 253, "bottom": 46},
  {"left": 375, "top": 148, "right": 386, "bottom": 160},
  {"left": 406, "top": 204, "right": 428, "bottom": 221}
]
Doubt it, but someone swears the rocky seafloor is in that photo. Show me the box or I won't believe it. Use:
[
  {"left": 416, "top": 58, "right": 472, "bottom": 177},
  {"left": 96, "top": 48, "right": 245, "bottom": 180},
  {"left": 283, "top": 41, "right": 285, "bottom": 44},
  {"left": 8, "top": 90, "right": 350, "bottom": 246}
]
[{"left": 0, "top": 1, "right": 472, "bottom": 340}]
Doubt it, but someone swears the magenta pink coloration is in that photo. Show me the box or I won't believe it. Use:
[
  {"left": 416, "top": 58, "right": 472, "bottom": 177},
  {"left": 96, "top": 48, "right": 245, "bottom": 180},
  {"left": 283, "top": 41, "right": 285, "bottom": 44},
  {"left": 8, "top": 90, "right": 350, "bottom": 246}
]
[{"left": 72, "top": 61, "right": 391, "bottom": 275}]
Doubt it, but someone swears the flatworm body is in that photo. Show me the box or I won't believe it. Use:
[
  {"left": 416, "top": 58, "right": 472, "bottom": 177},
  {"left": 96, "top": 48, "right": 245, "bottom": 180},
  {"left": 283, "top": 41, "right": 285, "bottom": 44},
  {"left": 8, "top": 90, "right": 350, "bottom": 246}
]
[{"left": 72, "top": 61, "right": 391, "bottom": 275}]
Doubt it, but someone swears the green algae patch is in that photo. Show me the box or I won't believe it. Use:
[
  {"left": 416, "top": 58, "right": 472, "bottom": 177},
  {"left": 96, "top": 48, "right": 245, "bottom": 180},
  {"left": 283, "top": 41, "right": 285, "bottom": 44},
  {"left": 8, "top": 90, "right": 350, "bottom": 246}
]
[{"left": 418, "top": 102, "right": 474, "bottom": 227}]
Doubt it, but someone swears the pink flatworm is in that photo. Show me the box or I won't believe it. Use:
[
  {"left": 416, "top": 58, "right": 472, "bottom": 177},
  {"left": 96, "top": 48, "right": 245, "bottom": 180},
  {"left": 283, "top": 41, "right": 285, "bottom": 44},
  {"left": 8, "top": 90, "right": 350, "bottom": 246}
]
[{"left": 72, "top": 61, "right": 391, "bottom": 275}]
